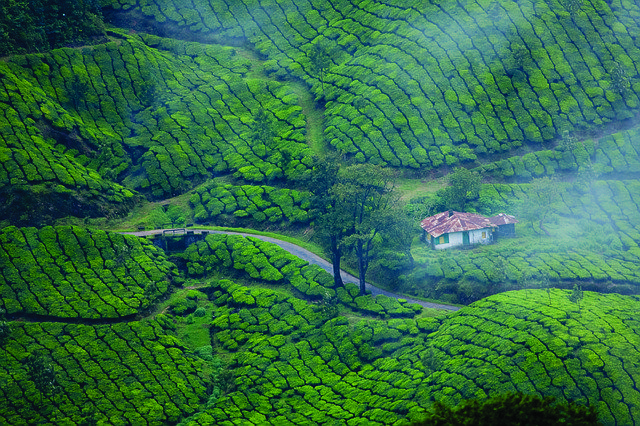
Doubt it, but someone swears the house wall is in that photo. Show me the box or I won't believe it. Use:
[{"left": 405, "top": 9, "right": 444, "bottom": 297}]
[
  {"left": 433, "top": 228, "right": 492, "bottom": 249},
  {"left": 434, "top": 231, "right": 463, "bottom": 250},
  {"left": 469, "top": 228, "right": 492, "bottom": 245}
]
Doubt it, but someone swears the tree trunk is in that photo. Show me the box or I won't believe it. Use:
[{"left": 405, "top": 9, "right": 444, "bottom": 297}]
[
  {"left": 539, "top": 219, "right": 551, "bottom": 236},
  {"left": 357, "top": 241, "right": 367, "bottom": 295},
  {"left": 330, "top": 235, "right": 343, "bottom": 288}
]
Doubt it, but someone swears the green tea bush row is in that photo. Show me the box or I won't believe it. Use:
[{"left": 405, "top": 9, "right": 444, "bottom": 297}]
[
  {"left": 479, "top": 126, "right": 640, "bottom": 181},
  {"left": 426, "top": 289, "right": 640, "bottom": 425},
  {"left": 0, "top": 226, "right": 176, "bottom": 318},
  {"left": 102, "top": 0, "right": 640, "bottom": 170},
  {"left": 183, "top": 233, "right": 420, "bottom": 317},
  {"left": 189, "top": 182, "right": 312, "bottom": 224},
  {"left": 179, "top": 279, "right": 439, "bottom": 425},
  {"left": 0, "top": 319, "right": 209, "bottom": 425},
  {"left": 0, "top": 65, "right": 136, "bottom": 223},
  {"left": 1, "top": 32, "right": 312, "bottom": 199}
]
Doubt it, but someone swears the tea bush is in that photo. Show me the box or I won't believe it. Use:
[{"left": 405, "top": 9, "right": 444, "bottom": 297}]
[{"left": 0, "top": 226, "right": 176, "bottom": 318}]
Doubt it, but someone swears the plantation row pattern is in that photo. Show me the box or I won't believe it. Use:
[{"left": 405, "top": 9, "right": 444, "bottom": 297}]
[
  {"left": 427, "top": 290, "right": 640, "bottom": 425},
  {"left": 0, "top": 63, "right": 135, "bottom": 222},
  {"left": 189, "top": 181, "right": 312, "bottom": 225},
  {"left": 479, "top": 126, "right": 640, "bottom": 180},
  {"left": 1, "top": 31, "right": 312, "bottom": 200},
  {"left": 182, "top": 233, "right": 422, "bottom": 317},
  {"left": 0, "top": 319, "right": 209, "bottom": 425},
  {"left": 0, "top": 226, "right": 176, "bottom": 319},
  {"left": 103, "top": 0, "right": 640, "bottom": 169},
  {"left": 180, "top": 279, "right": 441, "bottom": 425}
]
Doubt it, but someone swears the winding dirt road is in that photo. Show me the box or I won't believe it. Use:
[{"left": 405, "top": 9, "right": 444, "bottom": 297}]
[{"left": 120, "top": 228, "right": 460, "bottom": 311}]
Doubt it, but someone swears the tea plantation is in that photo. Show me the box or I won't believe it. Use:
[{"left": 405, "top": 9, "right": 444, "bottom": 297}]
[
  {"left": 102, "top": 0, "right": 640, "bottom": 168},
  {"left": 3, "top": 0, "right": 640, "bottom": 424}
]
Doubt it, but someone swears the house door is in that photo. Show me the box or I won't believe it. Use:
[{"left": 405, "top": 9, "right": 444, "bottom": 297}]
[{"left": 463, "top": 231, "right": 469, "bottom": 245}]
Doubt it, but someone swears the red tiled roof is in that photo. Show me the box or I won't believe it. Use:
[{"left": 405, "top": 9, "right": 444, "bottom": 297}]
[
  {"left": 420, "top": 211, "right": 493, "bottom": 238},
  {"left": 487, "top": 213, "right": 519, "bottom": 226}
]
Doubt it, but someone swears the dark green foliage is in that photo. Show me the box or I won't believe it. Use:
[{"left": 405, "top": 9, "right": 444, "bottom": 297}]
[
  {"left": 0, "top": 226, "right": 176, "bottom": 318},
  {"left": 413, "top": 392, "right": 598, "bottom": 426},
  {"left": 24, "top": 351, "right": 57, "bottom": 404},
  {"left": 438, "top": 167, "right": 481, "bottom": 212},
  {"left": 0, "top": 0, "right": 106, "bottom": 56}
]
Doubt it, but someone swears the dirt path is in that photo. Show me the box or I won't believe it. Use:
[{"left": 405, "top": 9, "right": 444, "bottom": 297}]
[{"left": 120, "top": 228, "right": 460, "bottom": 311}]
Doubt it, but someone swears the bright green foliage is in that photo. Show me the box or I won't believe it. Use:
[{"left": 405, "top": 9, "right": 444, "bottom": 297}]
[
  {"left": 0, "top": 226, "right": 176, "bottom": 318},
  {"left": 0, "top": 320, "right": 209, "bottom": 425},
  {"left": 180, "top": 279, "right": 440, "bottom": 425},
  {"left": 0, "top": 31, "right": 311, "bottom": 204},
  {"left": 182, "top": 233, "right": 419, "bottom": 318},
  {"left": 477, "top": 126, "right": 640, "bottom": 180},
  {"left": 0, "top": 57, "right": 136, "bottom": 224},
  {"left": 101, "top": 0, "right": 640, "bottom": 168},
  {"left": 425, "top": 290, "right": 640, "bottom": 425},
  {"left": 190, "top": 182, "right": 312, "bottom": 225}
]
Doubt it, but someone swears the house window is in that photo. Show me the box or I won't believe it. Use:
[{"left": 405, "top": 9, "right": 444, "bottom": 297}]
[
  {"left": 437, "top": 234, "right": 449, "bottom": 245},
  {"left": 482, "top": 231, "right": 486, "bottom": 239}
]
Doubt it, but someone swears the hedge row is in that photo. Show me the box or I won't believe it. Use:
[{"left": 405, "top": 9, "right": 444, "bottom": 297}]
[
  {"left": 189, "top": 182, "right": 312, "bottom": 224},
  {"left": 427, "top": 289, "right": 640, "bottom": 425},
  {"left": 0, "top": 319, "right": 209, "bottom": 425},
  {"left": 0, "top": 66, "right": 135, "bottom": 223},
  {"left": 102, "top": 0, "right": 640, "bottom": 169},
  {"left": 0, "top": 226, "right": 176, "bottom": 318},
  {"left": 479, "top": 126, "right": 640, "bottom": 180},
  {"left": 1, "top": 31, "right": 311, "bottom": 200},
  {"left": 180, "top": 279, "right": 441, "bottom": 425},
  {"left": 182, "top": 233, "right": 420, "bottom": 318}
]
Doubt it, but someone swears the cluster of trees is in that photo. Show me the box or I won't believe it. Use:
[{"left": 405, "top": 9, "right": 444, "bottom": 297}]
[
  {"left": 306, "top": 158, "right": 414, "bottom": 294},
  {"left": 0, "top": 0, "right": 106, "bottom": 56},
  {"left": 413, "top": 392, "right": 598, "bottom": 426}
]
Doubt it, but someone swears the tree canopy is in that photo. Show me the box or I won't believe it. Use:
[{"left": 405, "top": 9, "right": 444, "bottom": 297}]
[{"left": 412, "top": 392, "right": 599, "bottom": 426}]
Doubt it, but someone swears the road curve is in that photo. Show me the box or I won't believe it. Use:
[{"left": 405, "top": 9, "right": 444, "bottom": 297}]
[{"left": 120, "top": 228, "right": 460, "bottom": 311}]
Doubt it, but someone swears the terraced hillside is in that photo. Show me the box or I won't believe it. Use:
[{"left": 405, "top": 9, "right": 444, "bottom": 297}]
[
  {"left": 3, "top": 1, "right": 640, "bottom": 424},
  {"left": 0, "top": 30, "right": 311, "bottom": 225},
  {"left": 0, "top": 225, "right": 177, "bottom": 319},
  {"left": 102, "top": 0, "right": 640, "bottom": 169},
  {"left": 427, "top": 289, "right": 640, "bottom": 425},
  {"left": 1, "top": 226, "right": 636, "bottom": 425}
]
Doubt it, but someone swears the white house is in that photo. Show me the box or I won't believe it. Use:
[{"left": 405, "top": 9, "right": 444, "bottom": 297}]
[{"left": 420, "top": 211, "right": 518, "bottom": 250}]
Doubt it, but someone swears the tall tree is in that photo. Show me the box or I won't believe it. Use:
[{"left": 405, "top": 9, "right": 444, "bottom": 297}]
[
  {"left": 306, "top": 155, "right": 344, "bottom": 287},
  {"left": 0, "top": 309, "right": 11, "bottom": 359},
  {"left": 24, "top": 351, "right": 57, "bottom": 404},
  {"left": 330, "top": 164, "right": 402, "bottom": 295},
  {"left": 308, "top": 42, "right": 332, "bottom": 100},
  {"left": 517, "top": 176, "right": 561, "bottom": 236},
  {"left": 439, "top": 167, "right": 481, "bottom": 212}
]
